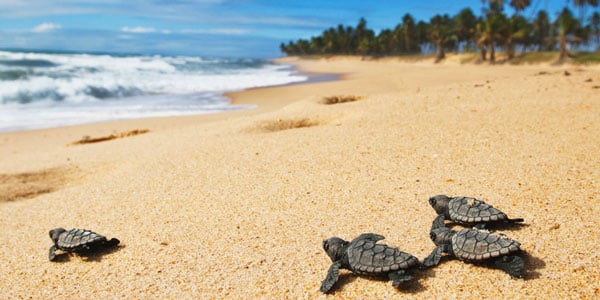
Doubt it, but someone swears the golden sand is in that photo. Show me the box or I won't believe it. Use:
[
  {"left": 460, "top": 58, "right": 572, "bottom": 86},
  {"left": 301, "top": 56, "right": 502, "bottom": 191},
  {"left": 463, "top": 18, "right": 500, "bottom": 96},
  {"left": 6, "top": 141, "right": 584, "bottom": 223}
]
[{"left": 0, "top": 56, "right": 599, "bottom": 298}]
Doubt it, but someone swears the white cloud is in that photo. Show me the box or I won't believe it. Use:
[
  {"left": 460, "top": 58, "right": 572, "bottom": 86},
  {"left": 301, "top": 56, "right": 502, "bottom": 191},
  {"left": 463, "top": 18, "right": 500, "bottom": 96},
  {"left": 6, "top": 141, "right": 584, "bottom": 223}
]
[
  {"left": 31, "top": 22, "right": 61, "bottom": 33},
  {"left": 121, "top": 26, "right": 172, "bottom": 34},
  {"left": 181, "top": 28, "right": 250, "bottom": 35},
  {"left": 121, "top": 26, "right": 156, "bottom": 33}
]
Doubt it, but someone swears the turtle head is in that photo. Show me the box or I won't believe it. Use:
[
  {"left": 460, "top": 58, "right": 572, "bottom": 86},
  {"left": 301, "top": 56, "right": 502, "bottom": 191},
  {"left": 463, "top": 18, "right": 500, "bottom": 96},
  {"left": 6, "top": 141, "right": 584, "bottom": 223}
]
[
  {"left": 429, "top": 215, "right": 454, "bottom": 246},
  {"left": 49, "top": 228, "right": 66, "bottom": 243},
  {"left": 322, "top": 237, "right": 348, "bottom": 262},
  {"left": 429, "top": 228, "right": 454, "bottom": 246},
  {"left": 429, "top": 195, "right": 451, "bottom": 215}
]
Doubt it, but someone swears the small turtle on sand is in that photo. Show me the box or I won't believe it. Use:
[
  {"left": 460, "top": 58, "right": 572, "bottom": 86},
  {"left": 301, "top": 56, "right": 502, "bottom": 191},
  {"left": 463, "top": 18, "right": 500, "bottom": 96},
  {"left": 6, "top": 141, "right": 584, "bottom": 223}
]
[
  {"left": 320, "top": 233, "right": 419, "bottom": 293},
  {"left": 422, "top": 215, "right": 524, "bottom": 278},
  {"left": 429, "top": 195, "right": 524, "bottom": 227},
  {"left": 48, "top": 228, "right": 120, "bottom": 261}
]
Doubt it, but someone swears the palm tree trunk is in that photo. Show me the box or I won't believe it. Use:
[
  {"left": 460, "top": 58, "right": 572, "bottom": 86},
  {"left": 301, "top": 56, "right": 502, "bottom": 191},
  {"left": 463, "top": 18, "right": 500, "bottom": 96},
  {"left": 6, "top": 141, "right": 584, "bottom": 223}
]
[
  {"left": 435, "top": 41, "right": 445, "bottom": 63},
  {"left": 506, "top": 38, "right": 515, "bottom": 60},
  {"left": 480, "top": 45, "right": 487, "bottom": 61},
  {"left": 488, "top": 40, "right": 496, "bottom": 63},
  {"left": 559, "top": 29, "right": 570, "bottom": 60}
]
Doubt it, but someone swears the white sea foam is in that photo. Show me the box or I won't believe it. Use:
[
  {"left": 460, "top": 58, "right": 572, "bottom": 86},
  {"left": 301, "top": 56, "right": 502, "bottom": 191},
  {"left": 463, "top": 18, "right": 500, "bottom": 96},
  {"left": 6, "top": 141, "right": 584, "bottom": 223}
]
[{"left": 0, "top": 50, "right": 307, "bottom": 131}]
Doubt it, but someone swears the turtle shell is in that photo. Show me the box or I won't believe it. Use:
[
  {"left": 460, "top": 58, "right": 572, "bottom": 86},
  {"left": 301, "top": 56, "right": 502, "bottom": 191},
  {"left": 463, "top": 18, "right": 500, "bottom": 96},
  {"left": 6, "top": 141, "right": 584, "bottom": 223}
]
[
  {"left": 347, "top": 238, "right": 418, "bottom": 275},
  {"left": 448, "top": 197, "right": 509, "bottom": 223},
  {"left": 451, "top": 228, "right": 521, "bottom": 261},
  {"left": 55, "top": 228, "right": 108, "bottom": 252}
]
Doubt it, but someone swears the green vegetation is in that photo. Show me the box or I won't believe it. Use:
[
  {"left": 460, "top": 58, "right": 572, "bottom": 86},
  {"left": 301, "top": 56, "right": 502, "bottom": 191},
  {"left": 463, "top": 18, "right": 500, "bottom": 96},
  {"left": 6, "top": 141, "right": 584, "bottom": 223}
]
[
  {"left": 280, "top": 1, "right": 600, "bottom": 63},
  {"left": 572, "top": 51, "right": 600, "bottom": 63},
  {"left": 508, "top": 51, "right": 560, "bottom": 64}
]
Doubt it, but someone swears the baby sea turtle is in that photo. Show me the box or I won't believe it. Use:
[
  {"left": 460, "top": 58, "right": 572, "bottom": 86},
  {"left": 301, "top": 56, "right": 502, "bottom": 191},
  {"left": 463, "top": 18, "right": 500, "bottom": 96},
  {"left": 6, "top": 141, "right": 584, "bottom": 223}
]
[
  {"left": 429, "top": 195, "right": 524, "bottom": 227},
  {"left": 48, "top": 228, "right": 120, "bottom": 261},
  {"left": 422, "top": 215, "right": 524, "bottom": 278},
  {"left": 320, "top": 233, "right": 419, "bottom": 293}
]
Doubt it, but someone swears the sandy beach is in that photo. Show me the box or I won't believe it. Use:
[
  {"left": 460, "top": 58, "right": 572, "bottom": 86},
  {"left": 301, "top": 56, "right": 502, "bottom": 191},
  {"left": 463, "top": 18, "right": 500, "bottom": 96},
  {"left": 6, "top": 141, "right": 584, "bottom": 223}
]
[{"left": 1, "top": 56, "right": 599, "bottom": 298}]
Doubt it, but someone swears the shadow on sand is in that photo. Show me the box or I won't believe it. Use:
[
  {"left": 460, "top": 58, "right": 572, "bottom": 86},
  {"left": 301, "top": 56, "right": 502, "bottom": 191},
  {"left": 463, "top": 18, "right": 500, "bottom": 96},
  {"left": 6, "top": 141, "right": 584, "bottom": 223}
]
[
  {"left": 50, "top": 244, "right": 124, "bottom": 263},
  {"left": 323, "top": 271, "right": 426, "bottom": 295},
  {"left": 520, "top": 251, "right": 546, "bottom": 280}
]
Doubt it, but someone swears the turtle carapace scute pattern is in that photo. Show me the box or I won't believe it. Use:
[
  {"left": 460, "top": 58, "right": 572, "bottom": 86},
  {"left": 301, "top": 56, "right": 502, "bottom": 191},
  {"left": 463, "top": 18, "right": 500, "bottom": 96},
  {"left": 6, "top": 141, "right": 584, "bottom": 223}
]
[
  {"left": 429, "top": 195, "right": 524, "bottom": 227},
  {"left": 422, "top": 215, "right": 524, "bottom": 278},
  {"left": 320, "top": 233, "right": 419, "bottom": 293},
  {"left": 48, "top": 228, "right": 120, "bottom": 261}
]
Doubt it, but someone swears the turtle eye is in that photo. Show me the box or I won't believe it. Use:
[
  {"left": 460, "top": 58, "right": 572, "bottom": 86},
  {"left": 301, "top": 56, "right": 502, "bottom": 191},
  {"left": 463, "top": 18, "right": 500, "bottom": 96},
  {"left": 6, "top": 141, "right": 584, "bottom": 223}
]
[
  {"left": 429, "top": 197, "right": 436, "bottom": 206},
  {"left": 429, "top": 232, "right": 437, "bottom": 241},
  {"left": 323, "top": 240, "right": 329, "bottom": 251}
]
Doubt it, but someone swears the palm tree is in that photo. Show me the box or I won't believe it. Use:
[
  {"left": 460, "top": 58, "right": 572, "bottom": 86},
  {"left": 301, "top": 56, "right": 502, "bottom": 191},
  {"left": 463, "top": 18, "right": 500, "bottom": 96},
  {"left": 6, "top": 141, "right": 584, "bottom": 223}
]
[
  {"left": 555, "top": 7, "right": 581, "bottom": 60},
  {"left": 509, "top": 0, "right": 531, "bottom": 15},
  {"left": 401, "top": 14, "right": 420, "bottom": 53},
  {"left": 454, "top": 8, "right": 478, "bottom": 51},
  {"left": 504, "top": 14, "right": 532, "bottom": 59},
  {"left": 429, "top": 14, "right": 456, "bottom": 62},
  {"left": 532, "top": 10, "right": 552, "bottom": 51},
  {"left": 415, "top": 21, "right": 431, "bottom": 53},
  {"left": 572, "top": 0, "right": 599, "bottom": 23},
  {"left": 483, "top": 0, "right": 505, "bottom": 14},
  {"left": 354, "top": 18, "right": 375, "bottom": 55},
  {"left": 373, "top": 29, "right": 395, "bottom": 55},
  {"left": 477, "top": 12, "right": 508, "bottom": 62},
  {"left": 590, "top": 12, "right": 600, "bottom": 48}
]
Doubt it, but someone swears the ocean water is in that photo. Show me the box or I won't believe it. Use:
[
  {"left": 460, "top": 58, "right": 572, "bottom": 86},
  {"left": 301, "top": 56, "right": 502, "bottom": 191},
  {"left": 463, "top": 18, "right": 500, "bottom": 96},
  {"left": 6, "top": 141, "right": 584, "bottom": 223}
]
[{"left": 0, "top": 50, "right": 308, "bottom": 132}]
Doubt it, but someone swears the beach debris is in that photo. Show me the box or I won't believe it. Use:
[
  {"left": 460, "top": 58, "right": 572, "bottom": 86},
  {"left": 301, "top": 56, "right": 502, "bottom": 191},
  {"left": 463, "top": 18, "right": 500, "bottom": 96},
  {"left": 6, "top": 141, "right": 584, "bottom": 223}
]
[
  {"left": 321, "top": 95, "right": 363, "bottom": 105},
  {"left": 428, "top": 195, "right": 524, "bottom": 228},
  {"left": 320, "top": 233, "right": 419, "bottom": 293},
  {"left": 48, "top": 228, "right": 120, "bottom": 261},
  {"left": 422, "top": 215, "right": 524, "bottom": 278},
  {"left": 70, "top": 129, "right": 149, "bottom": 145}
]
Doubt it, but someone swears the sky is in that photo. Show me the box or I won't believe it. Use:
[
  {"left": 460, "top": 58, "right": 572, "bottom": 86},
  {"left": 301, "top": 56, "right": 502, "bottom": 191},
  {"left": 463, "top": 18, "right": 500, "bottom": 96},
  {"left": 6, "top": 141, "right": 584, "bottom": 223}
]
[{"left": 0, "top": 1, "right": 579, "bottom": 58}]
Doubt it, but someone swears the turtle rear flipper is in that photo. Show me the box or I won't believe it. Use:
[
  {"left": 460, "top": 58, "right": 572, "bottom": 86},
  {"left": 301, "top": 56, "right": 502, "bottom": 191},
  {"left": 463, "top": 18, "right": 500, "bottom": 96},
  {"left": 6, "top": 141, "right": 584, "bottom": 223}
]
[
  {"left": 493, "top": 255, "right": 524, "bottom": 278},
  {"left": 103, "top": 238, "right": 120, "bottom": 248},
  {"left": 507, "top": 217, "right": 524, "bottom": 223},
  {"left": 320, "top": 260, "right": 342, "bottom": 293},
  {"left": 389, "top": 270, "right": 412, "bottom": 287}
]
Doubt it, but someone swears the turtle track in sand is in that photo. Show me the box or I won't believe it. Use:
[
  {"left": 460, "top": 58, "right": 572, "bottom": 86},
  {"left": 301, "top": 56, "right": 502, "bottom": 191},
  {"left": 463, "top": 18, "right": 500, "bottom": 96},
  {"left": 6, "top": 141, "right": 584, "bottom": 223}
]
[{"left": 0, "top": 166, "right": 81, "bottom": 202}]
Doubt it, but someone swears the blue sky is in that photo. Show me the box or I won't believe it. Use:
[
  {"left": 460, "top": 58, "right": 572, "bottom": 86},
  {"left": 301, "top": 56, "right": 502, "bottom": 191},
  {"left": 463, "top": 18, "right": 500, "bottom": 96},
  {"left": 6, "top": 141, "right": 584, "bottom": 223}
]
[{"left": 0, "top": 1, "right": 575, "bottom": 58}]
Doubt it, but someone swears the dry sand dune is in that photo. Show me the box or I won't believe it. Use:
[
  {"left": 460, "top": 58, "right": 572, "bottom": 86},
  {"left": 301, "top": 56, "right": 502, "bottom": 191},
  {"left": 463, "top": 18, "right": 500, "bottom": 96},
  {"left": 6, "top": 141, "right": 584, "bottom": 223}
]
[{"left": 1, "top": 56, "right": 598, "bottom": 298}]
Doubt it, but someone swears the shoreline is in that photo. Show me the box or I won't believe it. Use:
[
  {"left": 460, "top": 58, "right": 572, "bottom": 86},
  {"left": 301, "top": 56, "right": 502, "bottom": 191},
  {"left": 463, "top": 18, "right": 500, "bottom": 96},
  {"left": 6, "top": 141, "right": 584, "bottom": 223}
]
[
  {"left": 1, "top": 56, "right": 599, "bottom": 298},
  {"left": 0, "top": 59, "right": 338, "bottom": 134}
]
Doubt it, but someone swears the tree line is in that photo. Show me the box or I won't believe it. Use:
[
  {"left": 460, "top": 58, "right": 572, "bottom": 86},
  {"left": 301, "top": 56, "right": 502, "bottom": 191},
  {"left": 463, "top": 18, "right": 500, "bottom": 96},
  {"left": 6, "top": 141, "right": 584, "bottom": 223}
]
[{"left": 280, "top": 1, "right": 600, "bottom": 62}]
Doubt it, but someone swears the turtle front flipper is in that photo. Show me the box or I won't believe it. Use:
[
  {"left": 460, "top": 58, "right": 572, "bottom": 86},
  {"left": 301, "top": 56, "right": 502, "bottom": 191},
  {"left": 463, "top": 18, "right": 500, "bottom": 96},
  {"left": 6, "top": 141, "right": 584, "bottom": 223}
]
[
  {"left": 48, "top": 245, "right": 58, "bottom": 261},
  {"left": 389, "top": 269, "right": 413, "bottom": 287},
  {"left": 353, "top": 233, "right": 385, "bottom": 242},
  {"left": 422, "top": 246, "right": 444, "bottom": 268},
  {"left": 431, "top": 215, "right": 446, "bottom": 230},
  {"left": 320, "top": 260, "right": 342, "bottom": 293},
  {"left": 493, "top": 255, "right": 524, "bottom": 278}
]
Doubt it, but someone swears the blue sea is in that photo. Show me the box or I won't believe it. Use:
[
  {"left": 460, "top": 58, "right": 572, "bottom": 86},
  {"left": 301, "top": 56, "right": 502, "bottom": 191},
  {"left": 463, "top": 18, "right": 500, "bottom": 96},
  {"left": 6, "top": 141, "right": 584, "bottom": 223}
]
[{"left": 0, "top": 50, "right": 308, "bottom": 132}]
